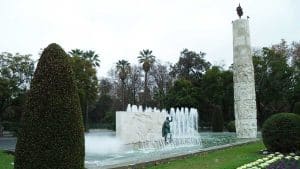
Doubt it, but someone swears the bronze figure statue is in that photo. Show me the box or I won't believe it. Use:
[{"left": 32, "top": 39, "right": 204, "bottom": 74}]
[
  {"left": 236, "top": 3, "right": 243, "bottom": 18},
  {"left": 162, "top": 116, "right": 173, "bottom": 143}
]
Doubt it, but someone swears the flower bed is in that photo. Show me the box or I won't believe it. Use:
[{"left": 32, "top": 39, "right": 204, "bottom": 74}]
[{"left": 237, "top": 152, "right": 299, "bottom": 169}]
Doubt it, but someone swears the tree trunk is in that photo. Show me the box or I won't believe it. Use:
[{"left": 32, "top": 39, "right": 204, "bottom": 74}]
[
  {"left": 85, "top": 100, "right": 89, "bottom": 132},
  {"left": 122, "top": 81, "right": 125, "bottom": 111},
  {"left": 144, "top": 71, "right": 148, "bottom": 108}
]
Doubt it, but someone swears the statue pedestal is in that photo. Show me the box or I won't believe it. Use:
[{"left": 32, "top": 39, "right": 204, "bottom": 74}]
[{"left": 232, "top": 19, "right": 257, "bottom": 138}]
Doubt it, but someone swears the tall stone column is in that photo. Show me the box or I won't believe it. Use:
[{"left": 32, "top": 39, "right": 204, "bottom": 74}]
[{"left": 232, "top": 19, "right": 257, "bottom": 138}]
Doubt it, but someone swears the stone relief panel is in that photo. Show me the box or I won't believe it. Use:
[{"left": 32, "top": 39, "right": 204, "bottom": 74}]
[
  {"left": 234, "top": 82, "right": 256, "bottom": 101},
  {"left": 233, "top": 36, "right": 250, "bottom": 47},
  {"left": 236, "top": 128, "right": 257, "bottom": 138},
  {"left": 236, "top": 119, "right": 257, "bottom": 128},
  {"left": 234, "top": 100, "right": 257, "bottom": 119},
  {"left": 235, "top": 119, "right": 257, "bottom": 138},
  {"left": 116, "top": 111, "right": 167, "bottom": 144},
  {"left": 233, "top": 47, "right": 252, "bottom": 62},
  {"left": 233, "top": 65, "right": 255, "bottom": 83}
]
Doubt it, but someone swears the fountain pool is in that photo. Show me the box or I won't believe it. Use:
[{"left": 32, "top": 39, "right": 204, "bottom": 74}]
[{"left": 84, "top": 130, "right": 258, "bottom": 169}]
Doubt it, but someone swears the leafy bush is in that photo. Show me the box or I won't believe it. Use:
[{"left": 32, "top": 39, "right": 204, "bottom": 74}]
[
  {"left": 102, "top": 111, "right": 116, "bottom": 130},
  {"left": 262, "top": 113, "right": 300, "bottom": 153},
  {"left": 226, "top": 120, "right": 236, "bottom": 132},
  {"left": 14, "top": 43, "right": 85, "bottom": 169},
  {"left": 293, "top": 102, "right": 300, "bottom": 115},
  {"left": 211, "top": 105, "right": 224, "bottom": 132}
]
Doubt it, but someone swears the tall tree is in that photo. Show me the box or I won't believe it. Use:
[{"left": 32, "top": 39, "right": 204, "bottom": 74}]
[
  {"left": 99, "top": 78, "right": 112, "bottom": 96},
  {"left": 69, "top": 49, "right": 84, "bottom": 57},
  {"left": 199, "top": 66, "right": 233, "bottom": 124},
  {"left": 150, "top": 62, "right": 172, "bottom": 109},
  {"left": 69, "top": 49, "right": 99, "bottom": 132},
  {"left": 170, "top": 49, "right": 211, "bottom": 82},
  {"left": 82, "top": 50, "right": 100, "bottom": 67},
  {"left": 138, "top": 49, "right": 156, "bottom": 107},
  {"left": 0, "top": 52, "right": 34, "bottom": 122},
  {"left": 253, "top": 41, "right": 294, "bottom": 125},
  {"left": 291, "top": 41, "right": 300, "bottom": 108},
  {"left": 116, "top": 60, "right": 131, "bottom": 110},
  {"left": 127, "top": 65, "right": 143, "bottom": 105},
  {"left": 165, "top": 79, "right": 198, "bottom": 109},
  {"left": 15, "top": 43, "right": 84, "bottom": 169}
]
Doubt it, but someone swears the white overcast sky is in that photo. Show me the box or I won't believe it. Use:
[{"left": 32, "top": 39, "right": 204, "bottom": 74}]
[{"left": 1, "top": 0, "right": 299, "bottom": 77}]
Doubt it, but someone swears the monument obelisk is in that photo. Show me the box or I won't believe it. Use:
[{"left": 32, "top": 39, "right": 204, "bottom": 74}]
[{"left": 232, "top": 4, "right": 257, "bottom": 138}]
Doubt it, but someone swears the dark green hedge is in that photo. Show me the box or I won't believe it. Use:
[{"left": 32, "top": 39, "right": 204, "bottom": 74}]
[
  {"left": 14, "top": 43, "right": 85, "bottom": 169},
  {"left": 226, "top": 120, "right": 236, "bottom": 132},
  {"left": 262, "top": 113, "right": 300, "bottom": 153},
  {"left": 293, "top": 102, "right": 300, "bottom": 115},
  {"left": 211, "top": 106, "right": 223, "bottom": 132}
]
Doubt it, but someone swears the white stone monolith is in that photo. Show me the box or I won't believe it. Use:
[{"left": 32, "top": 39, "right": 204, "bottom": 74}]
[{"left": 232, "top": 19, "right": 257, "bottom": 138}]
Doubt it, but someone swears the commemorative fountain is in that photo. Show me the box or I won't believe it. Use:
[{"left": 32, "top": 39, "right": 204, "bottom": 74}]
[
  {"left": 84, "top": 104, "right": 258, "bottom": 169},
  {"left": 85, "top": 105, "right": 204, "bottom": 168},
  {"left": 84, "top": 4, "right": 258, "bottom": 169}
]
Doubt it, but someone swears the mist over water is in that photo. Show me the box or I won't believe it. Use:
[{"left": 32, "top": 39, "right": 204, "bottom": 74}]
[{"left": 85, "top": 130, "right": 124, "bottom": 155}]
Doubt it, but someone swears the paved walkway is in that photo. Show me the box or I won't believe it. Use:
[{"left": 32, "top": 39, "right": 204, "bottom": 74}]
[{"left": 0, "top": 137, "right": 17, "bottom": 151}]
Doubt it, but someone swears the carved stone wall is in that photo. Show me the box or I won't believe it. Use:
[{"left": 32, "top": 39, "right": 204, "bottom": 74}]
[
  {"left": 116, "top": 108, "right": 168, "bottom": 144},
  {"left": 232, "top": 19, "right": 257, "bottom": 138},
  {"left": 116, "top": 106, "right": 199, "bottom": 145}
]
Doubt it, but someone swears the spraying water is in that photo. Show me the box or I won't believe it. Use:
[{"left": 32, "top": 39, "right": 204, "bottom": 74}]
[
  {"left": 124, "top": 105, "right": 202, "bottom": 149},
  {"left": 85, "top": 130, "right": 123, "bottom": 155},
  {"left": 169, "top": 107, "right": 201, "bottom": 146}
]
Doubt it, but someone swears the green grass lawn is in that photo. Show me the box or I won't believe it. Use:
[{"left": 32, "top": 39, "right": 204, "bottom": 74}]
[
  {"left": 148, "top": 141, "right": 265, "bottom": 169},
  {"left": 0, "top": 150, "right": 14, "bottom": 169}
]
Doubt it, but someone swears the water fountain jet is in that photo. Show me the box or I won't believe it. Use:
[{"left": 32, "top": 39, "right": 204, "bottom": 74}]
[{"left": 116, "top": 104, "right": 202, "bottom": 149}]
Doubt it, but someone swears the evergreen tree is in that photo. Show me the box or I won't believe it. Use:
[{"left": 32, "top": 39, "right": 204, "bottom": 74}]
[
  {"left": 211, "top": 105, "right": 224, "bottom": 132},
  {"left": 15, "top": 43, "right": 85, "bottom": 169},
  {"left": 293, "top": 102, "right": 300, "bottom": 115}
]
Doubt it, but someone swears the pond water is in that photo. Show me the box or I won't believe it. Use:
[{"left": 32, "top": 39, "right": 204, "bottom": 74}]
[{"left": 85, "top": 130, "right": 258, "bottom": 169}]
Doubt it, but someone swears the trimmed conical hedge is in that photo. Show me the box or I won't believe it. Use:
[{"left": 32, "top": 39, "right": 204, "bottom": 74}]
[
  {"left": 15, "top": 43, "right": 85, "bottom": 169},
  {"left": 293, "top": 102, "right": 300, "bottom": 115}
]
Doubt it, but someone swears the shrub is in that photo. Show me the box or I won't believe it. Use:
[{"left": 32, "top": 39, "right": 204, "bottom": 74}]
[
  {"left": 14, "top": 43, "right": 85, "bottom": 169},
  {"left": 293, "top": 102, "right": 300, "bottom": 115},
  {"left": 211, "top": 105, "right": 224, "bottom": 132},
  {"left": 226, "top": 120, "right": 236, "bottom": 132},
  {"left": 262, "top": 113, "right": 300, "bottom": 153}
]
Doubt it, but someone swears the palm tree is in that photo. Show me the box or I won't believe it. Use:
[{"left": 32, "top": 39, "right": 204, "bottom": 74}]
[
  {"left": 137, "top": 49, "right": 156, "bottom": 107},
  {"left": 69, "top": 49, "right": 100, "bottom": 132},
  {"left": 116, "top": 60, "right": 131, "bottom": 110},
  {"left": 69, "top": 49, "right": 100, "bottom": 68},
  {"left": 69, "top": 49, "right": 84, "bottom": 57},
  {"left": 83, "top": 50, "right": 100, "bottom": 67}
]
